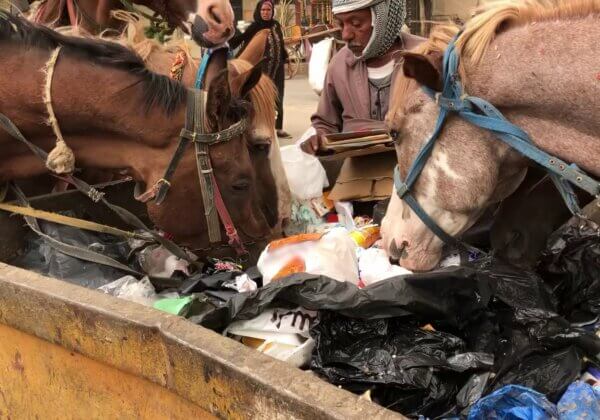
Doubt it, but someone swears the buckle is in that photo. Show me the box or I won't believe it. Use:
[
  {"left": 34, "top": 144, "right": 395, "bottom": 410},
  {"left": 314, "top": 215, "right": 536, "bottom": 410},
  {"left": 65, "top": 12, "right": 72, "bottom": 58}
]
[{"left": 396, "top": 182, "right": 409, "bottom": 198}]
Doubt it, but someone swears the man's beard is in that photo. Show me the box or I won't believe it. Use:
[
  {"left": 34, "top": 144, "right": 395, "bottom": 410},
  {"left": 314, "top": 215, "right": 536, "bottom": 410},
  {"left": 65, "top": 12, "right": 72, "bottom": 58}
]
[{"left": 348, "top": 44, "right": 364, "bottom": 56}]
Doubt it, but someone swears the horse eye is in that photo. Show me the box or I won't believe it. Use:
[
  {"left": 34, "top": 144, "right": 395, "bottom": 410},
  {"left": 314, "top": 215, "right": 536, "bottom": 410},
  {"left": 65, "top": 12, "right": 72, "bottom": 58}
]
[
  {"left": 252, "top": 142, "right": 271, "bottom": 154},
  {"left": 390, "top": 130, "right": 400, "bottom": 143},
  {"left": 232, "top": 179, "right": 251, "bottom": 192}
]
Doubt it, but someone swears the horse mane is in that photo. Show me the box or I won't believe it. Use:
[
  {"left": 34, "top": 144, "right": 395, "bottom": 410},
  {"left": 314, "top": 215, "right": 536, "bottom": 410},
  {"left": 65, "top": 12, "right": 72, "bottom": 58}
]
[
  {"left": 387, "top": 0, "right": 600, "bottom": 130},
  {"left": 108, "top": 11, "right": 278, "bottom": 131},
  {"left": 456, "top": 0, "right": 600, "bottom": 70},
  {"left": 0, "top": 10, "right": 186, "bottom": 114},
  {"left": 228, "top": 59, "right": 278, "bottom": 131}
]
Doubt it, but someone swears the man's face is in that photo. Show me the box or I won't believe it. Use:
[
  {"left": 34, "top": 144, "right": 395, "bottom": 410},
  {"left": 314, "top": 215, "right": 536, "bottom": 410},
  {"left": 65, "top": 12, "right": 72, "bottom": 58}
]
[{"left": 334, "top": 9, "right": 373, "bottom": 56}]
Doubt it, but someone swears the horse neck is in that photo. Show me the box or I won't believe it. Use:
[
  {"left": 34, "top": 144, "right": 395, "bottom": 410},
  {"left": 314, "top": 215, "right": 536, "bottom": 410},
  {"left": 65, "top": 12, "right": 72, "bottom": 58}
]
[
  {"left": 463, "top": 18, "right": 600, "bottom": 176},
  {"left": 0, "top": 45, "right": 185, "bottom": 180}
]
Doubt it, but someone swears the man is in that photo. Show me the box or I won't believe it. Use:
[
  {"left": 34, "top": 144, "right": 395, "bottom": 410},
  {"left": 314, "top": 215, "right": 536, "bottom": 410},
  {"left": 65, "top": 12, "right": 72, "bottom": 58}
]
[{"left": 301, "top": 0, "right": 424, "bottom": 154}]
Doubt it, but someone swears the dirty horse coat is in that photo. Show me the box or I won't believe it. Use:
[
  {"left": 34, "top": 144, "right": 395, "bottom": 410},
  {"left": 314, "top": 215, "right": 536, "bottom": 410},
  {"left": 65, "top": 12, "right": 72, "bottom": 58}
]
[{"left": 381, "top": 0, "right": 600, "bottom": 271}]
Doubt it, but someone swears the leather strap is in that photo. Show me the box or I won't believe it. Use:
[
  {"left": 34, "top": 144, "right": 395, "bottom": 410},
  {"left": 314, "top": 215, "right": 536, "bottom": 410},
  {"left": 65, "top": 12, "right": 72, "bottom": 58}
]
[{"left": 191, "top": 89, "right": 222, "bottom": 244}]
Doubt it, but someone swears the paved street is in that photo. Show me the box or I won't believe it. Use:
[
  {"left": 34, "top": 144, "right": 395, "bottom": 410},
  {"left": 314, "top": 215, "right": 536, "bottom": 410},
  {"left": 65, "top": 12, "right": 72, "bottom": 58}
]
[{"left": 280, "top": 75, "right": 320, "bottom": 146}]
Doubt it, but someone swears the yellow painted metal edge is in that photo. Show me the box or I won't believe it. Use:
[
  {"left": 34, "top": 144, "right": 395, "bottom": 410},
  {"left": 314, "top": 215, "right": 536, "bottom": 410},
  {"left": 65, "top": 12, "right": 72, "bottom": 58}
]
[{"left": 0, "top": 263, "right": 405, "bottom": 419}]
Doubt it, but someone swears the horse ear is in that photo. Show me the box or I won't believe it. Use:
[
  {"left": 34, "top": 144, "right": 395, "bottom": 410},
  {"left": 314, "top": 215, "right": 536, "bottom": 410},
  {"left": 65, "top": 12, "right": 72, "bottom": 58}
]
[
  {"left": 203, "top": 48, "right": 229, "bottom": 91},
  {"left": 402, "top": 51, "right": 444, "bottom": 92},
  {"left": 239, "top": 62, "right": 264, "bottom": 99},
  {"left": 206, "top": 68, "right": 231, "bottom": 125}
]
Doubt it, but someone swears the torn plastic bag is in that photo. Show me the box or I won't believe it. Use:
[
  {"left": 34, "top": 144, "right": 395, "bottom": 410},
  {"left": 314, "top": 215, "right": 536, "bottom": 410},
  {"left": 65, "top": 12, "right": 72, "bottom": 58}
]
[
  {"left": 225, "top": 307, "right": 317, "bottom": 368},
  {"left": 310, "top": 312, "right": 492, "bottom": 418},
  {"left": 98, "top": 276, "right": 157, "bottom": 306},
  {"left": 11, "top": 219, "right": 131, "bottom": 288},
  {"left": 557, "top": 381, "right": 600, "bottom": 420},
  {"left": 468, "top": 385, "right": 558, "bottom": 420},
  {"left": 492, "top": 346, "right": 583, "bottom": 403},
  {"left": 191, "top": 256, "right": 559, "bottom": 331},
  {"left": 537, "top": 217, "right": 600, "bottom": 321}
]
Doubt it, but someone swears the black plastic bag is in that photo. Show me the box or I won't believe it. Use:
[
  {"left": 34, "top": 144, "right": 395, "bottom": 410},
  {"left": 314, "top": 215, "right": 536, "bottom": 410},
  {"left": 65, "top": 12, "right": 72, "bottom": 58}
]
[
  {"left": 11, "top": 219, "right": 131, "bottom": 288},
  {"left": 537, "top": 217, "right": 600, "bottom": 321},
  {"left": 310, "top": 312, "right": 488, "bottom": 418},
  {"left": 190, "top": 257, "right": 558, "bottom": 331},
  {"left": 492, "top": 346, "right": 582, "bottom": 403}
]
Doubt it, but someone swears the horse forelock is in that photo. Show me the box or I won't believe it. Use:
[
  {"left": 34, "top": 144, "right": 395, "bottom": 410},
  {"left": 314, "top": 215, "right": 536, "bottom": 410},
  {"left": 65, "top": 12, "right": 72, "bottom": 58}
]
[{"left": 0, "top": 11, "right": 186, "bottom": 115}]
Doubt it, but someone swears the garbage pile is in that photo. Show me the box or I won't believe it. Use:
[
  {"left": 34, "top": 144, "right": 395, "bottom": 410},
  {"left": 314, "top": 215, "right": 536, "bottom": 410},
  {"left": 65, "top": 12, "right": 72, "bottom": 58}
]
[{"left": 10, "top": 147, "right": 600, "bottom": 418}]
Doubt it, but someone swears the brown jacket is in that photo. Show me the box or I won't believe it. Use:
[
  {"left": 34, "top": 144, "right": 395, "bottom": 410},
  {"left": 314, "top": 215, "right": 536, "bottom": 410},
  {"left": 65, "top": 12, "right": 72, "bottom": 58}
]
[{"left": 311, "top": 32, "right": 426, "bottom": 135}]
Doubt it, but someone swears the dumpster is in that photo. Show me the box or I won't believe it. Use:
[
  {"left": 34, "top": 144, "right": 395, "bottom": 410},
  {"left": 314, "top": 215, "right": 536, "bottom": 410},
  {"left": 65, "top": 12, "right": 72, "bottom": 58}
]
[{"left": 0, "top": 181, "right": 403, "bottom": 419}]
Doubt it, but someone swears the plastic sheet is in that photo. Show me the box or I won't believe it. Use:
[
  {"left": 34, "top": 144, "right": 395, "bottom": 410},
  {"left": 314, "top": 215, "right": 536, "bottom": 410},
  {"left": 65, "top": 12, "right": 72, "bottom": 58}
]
[
  {"left": 557, "top": 381, "right": 600, "bottom": 420},
  {"left": 537, "top": 217, "right": 600, "bottom": 321},
  {"left": 280, "top": 144, "right": 328, "bottom": 200},
  {"left": 98, "top": 276, "right": 157, "bottom": 306},
  {"left": 12, "top": 219, "right": 131, "bottom": 288},
  {"left": 468, "top": 385, "right": 558, "bottom": 420}
]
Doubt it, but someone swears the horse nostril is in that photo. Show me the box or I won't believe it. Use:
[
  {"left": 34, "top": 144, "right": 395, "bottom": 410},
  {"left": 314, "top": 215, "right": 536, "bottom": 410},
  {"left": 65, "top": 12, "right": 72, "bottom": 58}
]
[
  {"left": 208, "top": 6, "right": 222, "bottom": 24},
  {"left": 390, "top": 239, "right": 409, "bottom": 260},
  {"left": 223, "top": 27, "right": 231, "bottom": 38}
]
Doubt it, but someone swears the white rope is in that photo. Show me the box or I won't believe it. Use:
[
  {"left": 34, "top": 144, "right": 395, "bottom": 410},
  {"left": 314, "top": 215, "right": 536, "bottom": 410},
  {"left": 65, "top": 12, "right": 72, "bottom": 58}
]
[{"left": 42, "top": 46, "right": 75, "bottom": 174}]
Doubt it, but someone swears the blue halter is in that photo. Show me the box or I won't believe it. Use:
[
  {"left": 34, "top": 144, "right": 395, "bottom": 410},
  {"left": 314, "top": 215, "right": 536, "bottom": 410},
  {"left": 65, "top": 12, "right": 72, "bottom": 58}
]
[{"left": 393, "top": 35, "right": 600, "bottom": 252}]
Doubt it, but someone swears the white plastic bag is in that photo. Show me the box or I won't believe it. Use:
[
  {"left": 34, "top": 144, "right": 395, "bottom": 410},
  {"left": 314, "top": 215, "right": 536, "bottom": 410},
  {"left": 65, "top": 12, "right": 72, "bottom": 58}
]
[
  {"left": 224, "top": 307, "right": 317, "bottom": 367},
  {"left": 358, "top": 248, "right": 412, "bottom": 287},
  {"left": 258, "top": 228, "right": 359, "bottom": 285},
  {"left": 280, "top": 144, "right": 328, "bottom": 200},
  {"left": 98, "top": 276, "right": 157, "bottom": 306},
  {"left": 309, "top": 37, "right": 334, "bottom": 96},
  {"left": 137, "top": 245, "right": 196, "bottom": 278}
]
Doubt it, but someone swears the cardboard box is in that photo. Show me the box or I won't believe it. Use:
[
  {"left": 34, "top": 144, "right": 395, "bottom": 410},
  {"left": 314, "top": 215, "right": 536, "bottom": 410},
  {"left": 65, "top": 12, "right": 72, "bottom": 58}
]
[{"left": 328, "top": 152, "right": 397, "bottom": 202}]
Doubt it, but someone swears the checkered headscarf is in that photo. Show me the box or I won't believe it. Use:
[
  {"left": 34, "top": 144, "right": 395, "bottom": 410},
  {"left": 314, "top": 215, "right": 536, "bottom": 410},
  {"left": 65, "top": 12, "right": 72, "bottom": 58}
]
[{"left": 332, "top": 0, "right": 406, "bottom": 60}]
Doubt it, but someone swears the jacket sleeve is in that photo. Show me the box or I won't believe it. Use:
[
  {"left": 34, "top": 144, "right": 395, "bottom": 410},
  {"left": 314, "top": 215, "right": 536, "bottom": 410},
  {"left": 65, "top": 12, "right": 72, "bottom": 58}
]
[
  {"left": 229, "top": 24, "right": 258, "bottom": 50},
  {"left": 311, "top": 64, "right": 343, "bottom": 135}
]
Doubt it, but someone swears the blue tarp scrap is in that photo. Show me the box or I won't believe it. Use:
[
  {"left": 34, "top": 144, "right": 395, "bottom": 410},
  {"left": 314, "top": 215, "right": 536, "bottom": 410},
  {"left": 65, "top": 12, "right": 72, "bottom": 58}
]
[
  {"left": 557, "top": 381, "right": 600, "bottom": 420},
  {"left": 468, "top": 385, "right": 558, "bottom": 420}
]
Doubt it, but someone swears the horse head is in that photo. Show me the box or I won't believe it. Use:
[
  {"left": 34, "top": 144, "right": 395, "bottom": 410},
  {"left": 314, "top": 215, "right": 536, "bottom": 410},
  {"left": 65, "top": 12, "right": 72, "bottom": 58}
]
[
  {"left": 381, "top": 1, "right": 600, "bottom": 271},
  {"left": 143, "top": 49, "right": 279, "bottom": 251}
]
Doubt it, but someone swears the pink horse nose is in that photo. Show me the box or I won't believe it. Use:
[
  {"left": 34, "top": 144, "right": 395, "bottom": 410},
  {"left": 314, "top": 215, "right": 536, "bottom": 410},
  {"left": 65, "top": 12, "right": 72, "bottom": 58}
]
[{"left": 199, "top": 0, "right": 234, "bottom": 36}]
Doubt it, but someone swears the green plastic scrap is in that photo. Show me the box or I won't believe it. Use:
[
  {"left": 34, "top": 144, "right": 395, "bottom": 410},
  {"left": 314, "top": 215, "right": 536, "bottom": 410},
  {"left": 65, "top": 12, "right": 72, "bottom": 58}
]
[{"left": 153, "top": 296, "right": 194, "bottom": 316}]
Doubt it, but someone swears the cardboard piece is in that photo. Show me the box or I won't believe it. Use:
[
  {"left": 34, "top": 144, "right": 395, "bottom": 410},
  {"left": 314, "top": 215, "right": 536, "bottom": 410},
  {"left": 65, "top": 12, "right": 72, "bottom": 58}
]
[
  {"left": 328, "top": 152, "right": 397, "bottom": 202},
  {"left": 317, "top": 130, "right": 394, "bottom": 162}
]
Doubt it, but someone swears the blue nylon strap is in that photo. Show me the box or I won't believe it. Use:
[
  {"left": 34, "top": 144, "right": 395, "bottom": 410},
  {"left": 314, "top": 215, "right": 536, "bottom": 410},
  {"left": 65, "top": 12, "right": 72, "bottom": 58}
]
[
  {"left": 394, "top": 33, "right": 600, "bottom": 251},
  {"left": 194, "top": 49, "right": 212, "bottom": 90}
]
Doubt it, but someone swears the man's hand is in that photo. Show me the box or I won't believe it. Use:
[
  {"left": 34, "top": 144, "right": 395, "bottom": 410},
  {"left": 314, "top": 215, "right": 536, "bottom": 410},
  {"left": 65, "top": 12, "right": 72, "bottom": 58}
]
[{"left": 300, "top": 133, "right": 322, "bottom": 155}]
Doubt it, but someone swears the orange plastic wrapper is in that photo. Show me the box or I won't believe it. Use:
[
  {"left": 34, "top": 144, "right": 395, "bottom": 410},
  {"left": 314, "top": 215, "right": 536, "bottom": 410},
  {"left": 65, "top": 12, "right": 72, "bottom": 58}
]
[
  {"left": 272, "top": 256, "right": 306, "bottom": 281},
  {"left": 349, "top": 226, "right": 380, "bottom": 249},
  {"left": 267, "top": 233, "right": 323, "bottom": 251}
]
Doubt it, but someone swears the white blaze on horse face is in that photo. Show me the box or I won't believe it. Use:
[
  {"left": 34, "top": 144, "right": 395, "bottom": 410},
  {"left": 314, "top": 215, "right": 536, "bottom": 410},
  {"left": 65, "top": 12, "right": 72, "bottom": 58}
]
[{"left": 381, "top": 184, "right": 470, "bottom": 272}]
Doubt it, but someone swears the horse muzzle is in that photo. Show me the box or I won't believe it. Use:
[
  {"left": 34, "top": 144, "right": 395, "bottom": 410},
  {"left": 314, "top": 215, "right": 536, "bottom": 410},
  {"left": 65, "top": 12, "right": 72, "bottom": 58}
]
[{"left": 188, "top": 6, "right": 234, "bottom": 48}]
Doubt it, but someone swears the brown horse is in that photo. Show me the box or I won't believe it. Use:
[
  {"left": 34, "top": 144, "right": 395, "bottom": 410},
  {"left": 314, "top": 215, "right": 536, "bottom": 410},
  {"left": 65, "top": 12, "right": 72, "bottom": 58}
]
[
  {"left": 30, "top": 0, "right": 235, "bottom": 46},
  {"left": 89, "top": 14, "right": 291, "bottom": 226},
  {"left": 0, "top": 13, "right": 278, "bottom": 257},
  {"left": 382, "top": 0, "right": 600, "bottom": 271}
]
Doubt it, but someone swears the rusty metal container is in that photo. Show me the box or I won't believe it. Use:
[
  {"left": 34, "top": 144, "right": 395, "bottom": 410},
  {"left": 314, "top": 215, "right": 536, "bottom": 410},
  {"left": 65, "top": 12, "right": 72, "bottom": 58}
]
[{"left": 0, "top": 182, "right": 403, "bottom": 419}]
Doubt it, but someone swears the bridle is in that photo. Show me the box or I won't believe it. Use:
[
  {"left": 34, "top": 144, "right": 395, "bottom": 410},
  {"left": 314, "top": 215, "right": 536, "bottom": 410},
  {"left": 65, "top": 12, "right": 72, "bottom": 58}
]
[
  {"left": 393, "top": 34, "right": 600, "bottom": 254},
  {"left": 1, "top": 45, "right": 250, "bottom": 257},
  {"left": 140, "top": 47, "right": 251, "bottom": 256}
]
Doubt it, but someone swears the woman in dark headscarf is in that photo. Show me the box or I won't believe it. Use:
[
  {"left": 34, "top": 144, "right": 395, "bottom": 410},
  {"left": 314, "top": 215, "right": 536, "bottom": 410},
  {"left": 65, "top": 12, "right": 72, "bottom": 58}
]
[{"left": 230, "top": 0, "right": 291, "bottom": 138}]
